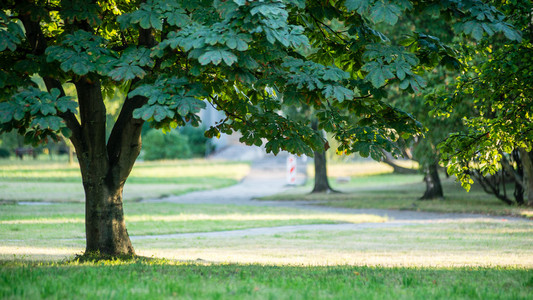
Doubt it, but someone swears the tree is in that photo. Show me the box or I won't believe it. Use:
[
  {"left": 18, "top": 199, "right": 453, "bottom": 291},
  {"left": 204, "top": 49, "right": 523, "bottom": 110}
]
[
  {"left": 436, "top": 0, "right": 532, "bottom": 205},
  {"left": 310, "top": 118, "right": 337, "bottom": 193},
  {"left": 0, "top": 0, "right": 520, "bottom": 256},
  {"left": 284, "top": 106, "right": 336, "bottom": 193}
]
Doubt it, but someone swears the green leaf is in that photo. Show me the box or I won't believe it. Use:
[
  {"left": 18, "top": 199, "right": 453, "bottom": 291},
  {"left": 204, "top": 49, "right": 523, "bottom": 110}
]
[
  {"left": 323, "top": 85, "right": 354, "bottom": 102},
  {"left": 362, "top": 61, "right": 394, "bottom": 88},
  {"left": 198, "top": 49, "right": 238, "bottom": 66},
  {"left": 139, "top": 15, "right": 151, "bottom": 29},
  {"left": 153, "top": 105, "right": 173, "bottom": 122},
  {"left": 61, "top": 127, "right": 73, "bottom": 138},
  {"left": 370, "top": 1, "right": 401, "bottom": 25},
  {"left": 32, "top": 116, "right": 63, "bottom": 131},
  {"left": 150, "top": 12, "right": 163, "bottom": 30},
  {"left": 176, "top": 97, "right": 206, "bottom": 116},
  {"left": 109, "top": 64, "right": 147, "bottom": 81},
  {"left": 40, "top": 103, "right": 57, "bottom": 116},
  {"left": 0, "top": 102, "right": 15, "bottom": 123},
  {"left": 56, "top": 98, "right": 78, "bottom": 113},
  {"left": 165, "top": 11, "right": 190, "bottom": 27},
  {"left": 71, "top": 61, "right": 90, "bottom": 75},
  {"left": 345, "top": 0, "right": 370, "bottom": 14}
]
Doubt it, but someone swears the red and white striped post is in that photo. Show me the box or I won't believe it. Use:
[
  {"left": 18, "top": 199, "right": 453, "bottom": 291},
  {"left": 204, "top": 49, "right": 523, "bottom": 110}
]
[{"left": 287, "top": 155, "right": 297, "bottom": 185}]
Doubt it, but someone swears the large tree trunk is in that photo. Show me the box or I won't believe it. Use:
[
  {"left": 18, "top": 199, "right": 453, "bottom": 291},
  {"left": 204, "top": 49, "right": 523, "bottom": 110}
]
[
  {"left": 83, "top": 176, "right": 134, "bottom": 255},
  {"left": 73, "top": 78, "right": 141, "bottom": 256},
  {"left": 420, "top": 162, "right": 443, "bottom": 200},
  {"left": 519, "top": 149, "right": 533, "bottom": 206},
  {"left": 20, "top": 8, "right": 149, "bottom": 257}
]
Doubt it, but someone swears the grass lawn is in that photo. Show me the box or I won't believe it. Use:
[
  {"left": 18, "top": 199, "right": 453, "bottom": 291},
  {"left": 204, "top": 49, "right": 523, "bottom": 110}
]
[
  {"left": 0, "top": 202, "right": 385, "bottom": 241},
  {"left": 0, "top": 159, "right": 250, "bottom": 202},
  {"left": 1, "top": 260, "right": 531, "bottom": 299},
  {"left": 1, "top": 159, "right": 532, "bottom": 299},
  {"left": 263, "top": 171, "right": 533, "bottom": 219}
]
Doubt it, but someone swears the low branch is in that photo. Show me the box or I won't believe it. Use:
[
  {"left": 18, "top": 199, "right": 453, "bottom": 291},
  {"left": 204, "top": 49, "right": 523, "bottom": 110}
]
[
  {"left": 107, "top": 28, "right": 156, "bottom": 183},
  {"left": 500, "top": 151, "right": 524, "bottom": 188},
  {"left": 468, "top": 170, "right": 514, "bottom": 205},
  {"left": 381, "top": 150, "right": 418, "bottom": 174}
]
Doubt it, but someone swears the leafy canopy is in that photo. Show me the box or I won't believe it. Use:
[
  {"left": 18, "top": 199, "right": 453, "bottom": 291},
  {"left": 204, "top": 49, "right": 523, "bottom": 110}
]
[{"left": 0, "top": 0, "right": 521, "bottom": 159}]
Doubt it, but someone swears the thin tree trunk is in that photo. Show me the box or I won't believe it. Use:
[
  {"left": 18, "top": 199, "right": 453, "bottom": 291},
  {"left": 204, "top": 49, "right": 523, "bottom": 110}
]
[
  {"left": 512, "top": 150, "right": 524, "bottom": 205},
  {"left": 312, "top": 148, "right": 336, "bottom": 193},
  {"left": 420, "top": 162, "right": 443, "bottom": 200},
  {"left": 311, "top": 120, "right": 336, "bottom": 193},
  {"left": 519, "top": 148, "right": 533, "bottom": 206}
]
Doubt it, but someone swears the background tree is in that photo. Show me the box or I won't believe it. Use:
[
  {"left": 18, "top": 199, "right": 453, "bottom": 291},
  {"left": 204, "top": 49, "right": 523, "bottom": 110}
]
[
  {"left": 0, "top": 0, "right": 520, "bottom": 257},
  {"left": 436, "top": 0, "right": 532, "bottom": 205}
]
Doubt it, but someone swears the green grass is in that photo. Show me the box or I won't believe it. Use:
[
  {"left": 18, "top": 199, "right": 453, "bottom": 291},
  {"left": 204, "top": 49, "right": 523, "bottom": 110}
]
[
  {"left": 127, "top": 220, "right": 533, "bottom": 267},
  {"left": 0, "top": 260, "right": 531, "bottom": 299},
  {"left": 0, "top": 159, "right": 250, "bottom": 202},
  {"left": 263, "top": 173, "right": 533, "bottom": 218},
  {"left": 1, "top": 159, "right": 532, "bottom": 298},
  {"left": 0, "top": 202, "right": 385, "bottom": 240},
  {"left": 2, "top": 207, "right": 532, "bottom": 268}
]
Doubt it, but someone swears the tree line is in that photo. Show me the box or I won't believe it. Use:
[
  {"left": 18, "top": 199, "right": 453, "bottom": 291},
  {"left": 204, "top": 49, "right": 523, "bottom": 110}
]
[{"left": 0, "top": 0, "right": 530, "bottom": 256}]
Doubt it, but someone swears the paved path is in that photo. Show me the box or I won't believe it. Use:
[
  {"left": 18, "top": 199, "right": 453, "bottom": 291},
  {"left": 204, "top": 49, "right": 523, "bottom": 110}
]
[{"left": 138, "top": 154, "right": 529, "bottom": 240}]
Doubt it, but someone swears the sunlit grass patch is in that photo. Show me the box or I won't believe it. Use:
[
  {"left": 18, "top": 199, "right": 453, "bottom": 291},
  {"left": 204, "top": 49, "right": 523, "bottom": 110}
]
[
  {"left": 264, "top": 173, "right": 533, "bottom": 218},
  {"left": 0, "top": 260, "right": 530, "bottom": 299},
  {"left": 133, "top": 220, "right": 533, "bottom": 267},
  {"left": 0, "top": 202, "right": 386, "bottom": 240},
  {"left": 0, "top": 159, "right": 250, "bottom": 202},
  {"left": 2, "top": 215, "right": 531, "bottom": 268}
]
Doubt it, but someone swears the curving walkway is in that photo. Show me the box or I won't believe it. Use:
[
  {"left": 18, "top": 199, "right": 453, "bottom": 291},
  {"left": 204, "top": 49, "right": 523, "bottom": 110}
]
[{"left": 138, "top": 154, "right": 529, "bottom": 240}]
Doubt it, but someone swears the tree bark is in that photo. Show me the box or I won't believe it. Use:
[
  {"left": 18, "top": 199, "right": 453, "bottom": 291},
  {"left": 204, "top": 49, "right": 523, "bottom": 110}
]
[
  {"left": 19, "top": 3, "right": 144, "bottom": 257},
  {"left": 311, "top": 148, "right": 336, "bottom": 193},
  {"left": 512, "top": 150, "right": 524, "bottom": 205},
  {"left": 519, "top": 148, "right": 533, "bottom": 206},
  {"left": 74, "top": 78, "right": 135, "bottom": 256},
  {"left": 82, "top": 174, "right": 134, "bottom": 255},
  {"left": 310, "top": 120, "right": 336, "bottom": 193},
  {"left": 420, "top": 162, "right": 443, "bottom": 200}
]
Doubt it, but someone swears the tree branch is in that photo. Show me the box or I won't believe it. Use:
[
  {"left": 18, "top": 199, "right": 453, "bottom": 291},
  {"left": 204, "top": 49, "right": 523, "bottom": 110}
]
[
  {"left": 308, "top": 12, "right": 348, "bottom": 43},
  {"left": 209, "top": 95, "right": 247, "bottom": 123},
  {"left": 500, "top": 151, "right": 524, "bottom": 188},
  {"left": 107, "top": 28, "right": 156, "bottom": 184}
]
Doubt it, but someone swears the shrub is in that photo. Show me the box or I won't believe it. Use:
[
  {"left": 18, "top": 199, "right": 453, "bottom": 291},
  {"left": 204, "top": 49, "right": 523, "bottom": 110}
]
[
  {"left": 179, "top": 126, "right": 212, "bottom": 157},
  {"left": 0, "top": 147, "right": 10, "bottom": 158},
  {"left": 142, "top": 130, "right": 192, "bottom": 160}
]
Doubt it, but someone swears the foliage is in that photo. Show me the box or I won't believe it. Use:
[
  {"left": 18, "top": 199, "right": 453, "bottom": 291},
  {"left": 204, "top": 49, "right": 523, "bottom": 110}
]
[
  {"left": 179, "top": 125, "right": 212, "bottom": 157},
  {"left": 434, "top": 0, "right": 532, "bottom": 192},
  {"left": 0, "top": 0, "right": 523, "bottom": 254},
  {"left": 141, "top": 125, "right": 211, "bottom": 159},
  {"left": 141, "top": 129, "right": 192, "bottom": 160},
  {"left": 0, "top": 0, "right": 520, "bottom": 157},
  {"left": 0, "top": 148, "right": 9, "bottom": 158}
]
